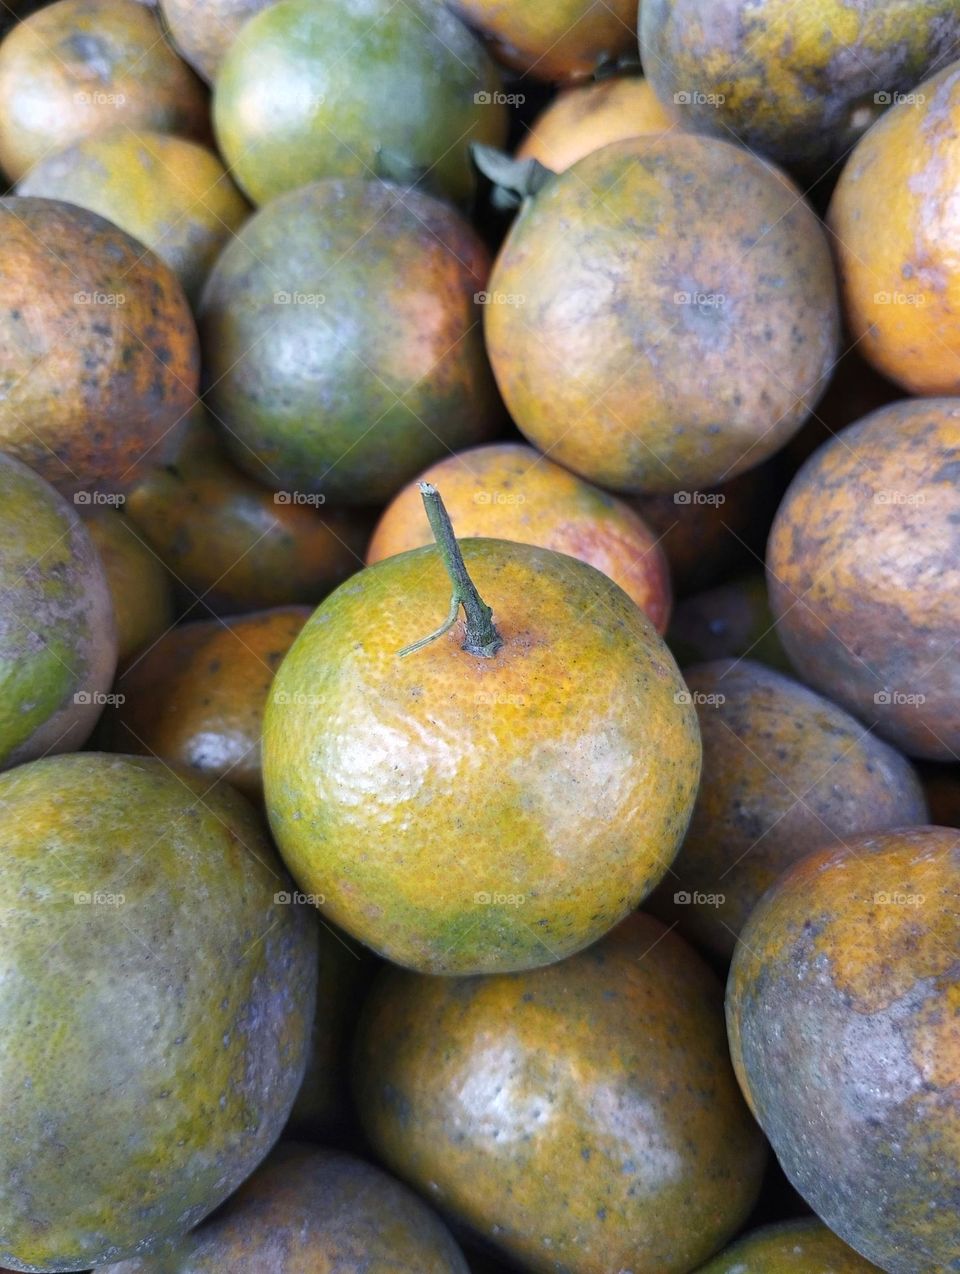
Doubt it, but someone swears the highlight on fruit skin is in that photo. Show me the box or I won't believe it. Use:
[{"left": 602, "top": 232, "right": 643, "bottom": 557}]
[
  {"left": 263, "top": 490, "right": 701, "bottom": 975},
  {"left": 727, "top": 825, "right": 960, "bottom": 1274},
  {"left": 696, "top": 1217, "right": 885, "bottom": 1272}
]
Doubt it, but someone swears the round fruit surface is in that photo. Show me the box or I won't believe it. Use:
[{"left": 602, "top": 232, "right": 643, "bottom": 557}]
[
  {"left": 641, "top": 0, "right": 960, "bottom": 170},
  {"left": 263, "top": 536, "right": 700, "bottom": 974},
  {"left": 666, "top": 575, "right": 789, "bottom": 670},
  {"left": 0, "top": 0, "right": 207, "bottom": 182},
  {"left": 79, "top": 506, "right": 174, "bottom": 666},
  {"left": 728, "top": 825, "right": 960, "bottom": 1274},
  {"left": 829, "top": 58, "right": 960, "bottom": 394},
  {"left": 0, "top": 753, "right": 317, "bottom": 1272},
  {"left": 126, "top": 421, "right": 367, "bottom": 615},
  {"left": 200, "top": 179, "right": 501, "bottom": 505},
  {"left": 485, "top": 134, "right": 839, "bottom": 493},
  {"left": 649, "top": 659, "right": 927, "bottom": 958},
  {"left": 355, "top": 913, "right": 766, "bottom": 1274},
  {"left": 367, "top": 443, "right": 672, "bottom": 631},
  {"left": 517, "top": 75, "right": 680, "bottom": 171},
  {"left": 697, "top": 1217, "right": 884, "bottom": 1272},
  {"left": 767, "top": 397, "right": 960, "bottom": 760},
  {"left": 102, "top": 1145, "right": 470, "bottom": 1272},
  {"left": 18, "top": 132, "right": 249, "bottom": 305},
  {"left": 213, "top": 0, "right": 507, "bottom": 206},
  {"left": 0, "top": 197, "right": 199, "bottom": 493},
  {"left": 160, "top": 0, "right": 272, "bottom": 82},
  {"left": 104, "top": 606, "right": 310, "bottom": 801},
  {"left": 0, "top": 453, "right": 117, "bottom": 769},
  {"left": 450, "top": 0, "right": 638, "bottom": 81}
]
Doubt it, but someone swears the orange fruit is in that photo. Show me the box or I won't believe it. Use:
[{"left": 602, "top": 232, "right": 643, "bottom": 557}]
[
  {"left": 830, "top": 59, "right": 960, "bottom": 393},
  {"left": 367, "top": 443, "right": 672, "bottom": 632}
]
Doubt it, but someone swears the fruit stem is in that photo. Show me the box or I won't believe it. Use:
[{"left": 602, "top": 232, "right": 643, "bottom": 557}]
[
  {"left": 471, "top": 143, "right": 556, "bottom": 211},
  {"left": 398, "top": 483, "right": 503, "bottom": 659}
]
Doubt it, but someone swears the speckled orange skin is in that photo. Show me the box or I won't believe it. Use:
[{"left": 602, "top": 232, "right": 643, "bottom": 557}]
[
  {"left": 697, "top": 1218, "right": 884, "bottom": 1272},
  {"left": 450, "top": 0, "right": 637, "bottom": 81},
  {"left": 0, "top": 197, "right": 199, "bottom": 493},
  {"left": 632, "top": 466, "right": 782, "bottom": 596},
  {"left": 767, "top": 398, "right": 960, "bottom": 760},
  {"left": 728, "top": 826, "right": 960, "bottom": 1273},
  {"left": 0, "top": 0, "right": 207, "bottom": 182},
  {"left": 829, "top": 60, "right": 960, "bottom": 394},
  {"left": 80, "top": 506, "right": 174, "bottom": 666},
  {"left": 641, "top": 0, "right": 960, "bottom": 171},
  {"left": 0, "top": 754, "right": 317, "bottom": 1272},
  {"left": 666, "top": 575, "right": 789, "bottom": 671},
  {"left": 103, "top": 607, "right": 309, "bottom": 802},
  {"left": 485, "top": 135, "right": 839, "bottom": 493},
  {"left": 126, "top": 419, "right": 367, "bottom": 614},
  {"left": 18, "top": 131, "right": 249, "bottom": 306},
  {"left": 263, "top": 539, "right": 700, "bottom": 975},
  {"left": 648, "top": 659, "right": 927, "bottom": 959},
  {"left": 201, "top": 179, "right": 502, "bottom": 505},
  {"left": 366, "top": 444, "right": 672, "bottom": 632},
  {"left": 103, "top": 1145, "right": 470, "bottom": 1272},
  {"left": 517, "top": 76, "right": 680, "bottom": 171},
  {"left": 355, "top": 913, "right": 766, "bottom": 1274},
  {"left": 160, "top": 0, "right": 272, "bottom": 82}
]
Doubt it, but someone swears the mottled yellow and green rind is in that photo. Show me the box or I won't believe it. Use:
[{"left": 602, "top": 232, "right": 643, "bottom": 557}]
[
  {"left": 101, "top": 1145, "right": 469, "bottom": 1272},
  {"left": 200, "top": 179, "right": 501, "bottom": 505},
  {"left": 0, "top": 754, "right": 317, "bottom": 1272},
  {"left": 767, "top": 397, "right": 960, "bottom": 759},
  {"left": 696, "top": 1217, "right": 884, "bottom": 1272},
  {"left": 649, "top": 658, "right": 927, "bottom": 959},
  {"left": 263, "top": 538, "right": 701, "bottom": 974},
  {"left": 727, "top": 826, "right": 960, "bottom": 1273},
  {"left": 485, "top": 134, "right": 839, "bottom": 493},
  {"left": 104, "top": 606, "right": 310, "bottom": 801},
  {"left": 355, "top": 913, "right": 766, "bottom": 1273},
  {"left": 0, "top": 197, "right": 199, "bottom": 493},
  {"left": 0, "top": 453, "right": 116, "bottom": 768},
  {"left": 641, "top": 0, "right": 960, "bottom": 168},
  {"left": 0, "top": 0, "right": 207, "bottom": 182},
  {"left": 213, "top": 0, "right": 507, "bottom": 206},
  {"left": 19, "top": 132, "right": 249, "bottom": 306},
  {"left": 829, "top": 59, "right": 960, "bottom": 393}
]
